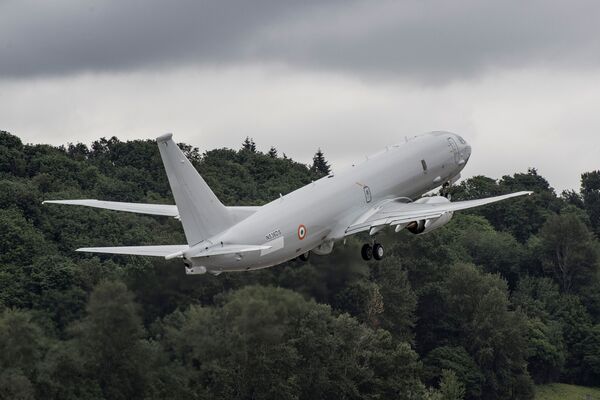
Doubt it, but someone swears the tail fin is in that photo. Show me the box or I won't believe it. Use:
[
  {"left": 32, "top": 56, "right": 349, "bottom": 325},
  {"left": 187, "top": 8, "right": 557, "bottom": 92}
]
[{"left": 156, "top": 133, "right": 233, "bottom": 245}]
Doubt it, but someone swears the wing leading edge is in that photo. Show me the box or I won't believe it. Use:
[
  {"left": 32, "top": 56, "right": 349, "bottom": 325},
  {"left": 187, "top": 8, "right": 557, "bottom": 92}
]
[{"left": 345, "top": 191, "right": 533, "bottom": 235}]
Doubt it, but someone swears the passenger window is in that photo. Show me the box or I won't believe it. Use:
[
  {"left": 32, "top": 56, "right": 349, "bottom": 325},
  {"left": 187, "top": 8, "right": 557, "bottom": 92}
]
[{"left": 421, "top": 159, "right": 428, "bottom": 172}]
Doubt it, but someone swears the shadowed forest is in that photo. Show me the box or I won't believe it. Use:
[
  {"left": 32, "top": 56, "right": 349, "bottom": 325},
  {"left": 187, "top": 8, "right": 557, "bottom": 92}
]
[{"left": 1, "top": 130, "right": 600, "bottom": 400}]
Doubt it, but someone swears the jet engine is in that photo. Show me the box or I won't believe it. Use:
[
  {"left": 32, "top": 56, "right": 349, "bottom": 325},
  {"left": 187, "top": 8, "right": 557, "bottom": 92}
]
[{"left": 406, "top": 196, "right": 453, "bottom": 235}]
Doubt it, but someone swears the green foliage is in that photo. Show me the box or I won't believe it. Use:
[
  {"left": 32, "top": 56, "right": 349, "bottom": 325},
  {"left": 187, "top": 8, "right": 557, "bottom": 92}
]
[
  {"left": 581, "top": 171, "right": 600, "bottom": 238},
  {"left": 534, "top": 383, "right": 600, "bottom": 400},
  {"left": 449, "top": 169, "right": 561, "bottom": 242},
  {"left": 159, "top": 285, "right": 425, "bottom": 399},
  {"left": 424, "top": 346, "right": 484, "bottom": 399},
  {"left": 439, "top": 369, "right": 467, "bottom": 400},
  {"left": 242, "top": 137, "right": 257, "bottom": 153},
  {"left": 537, "top": 213, "right": 599, "bottom": 293},
  {"left": 310, "top": 148, "right": 331, "bottom": 177},
  {"left": 524, "top": 318, "right": 565, "bottom": 384},
  {"left": 0, "top": 309, "right": 48, "bottom": 400},
  {"left": 0, "top": 131, "right": 600, "bottom": 398}
]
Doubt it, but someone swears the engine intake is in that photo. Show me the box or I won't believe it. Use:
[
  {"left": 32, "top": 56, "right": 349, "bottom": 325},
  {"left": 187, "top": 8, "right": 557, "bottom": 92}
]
[{"left": 406, "top": 196, "right": 453, "bottom": 235}]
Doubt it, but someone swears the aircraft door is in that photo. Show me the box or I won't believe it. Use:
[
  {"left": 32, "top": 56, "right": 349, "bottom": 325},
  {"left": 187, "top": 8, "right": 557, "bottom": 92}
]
[{"left": 448, "top": 138, "right": 460, "bottom": 164}]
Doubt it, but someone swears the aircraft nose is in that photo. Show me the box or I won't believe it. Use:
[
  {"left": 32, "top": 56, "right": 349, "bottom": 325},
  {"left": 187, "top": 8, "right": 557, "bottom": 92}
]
[
  {"left": 464, "top": 142, "right": 472, "bottom": 160},
  {"left": 451, "top": 133, "right": 471, "bottom": 162}
]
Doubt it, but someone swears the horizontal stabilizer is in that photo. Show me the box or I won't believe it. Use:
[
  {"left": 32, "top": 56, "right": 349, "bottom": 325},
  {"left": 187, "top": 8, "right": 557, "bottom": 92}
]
[
  {"left": 43, "top": 199, "right": 260, "bottom": 222},
  {"left": 76, "top": 243, "right": 271, "bottom": 259},
  {"left": 77, "top": 245, "right": 189, "bottom": 257},
  {"left": 43, "top": 199, "right": 179, "bottom": 217}
]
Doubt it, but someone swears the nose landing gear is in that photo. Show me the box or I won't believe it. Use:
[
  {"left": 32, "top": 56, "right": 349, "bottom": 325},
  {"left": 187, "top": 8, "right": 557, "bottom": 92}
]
[{"left": 361, "top": 242, "right": 384, "bottom": 261}]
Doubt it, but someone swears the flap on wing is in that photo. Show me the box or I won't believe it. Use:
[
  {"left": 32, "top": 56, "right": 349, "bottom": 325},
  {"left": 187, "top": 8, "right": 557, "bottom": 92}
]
[
  {"left": 77, "top": 245, "right": 189, "bottom": 257},
  {"left": 44, "top": 199, "right": 179, "bottom": 217},
  {"left": 345, "top": 191, "right": 533, "bottom": 235}
]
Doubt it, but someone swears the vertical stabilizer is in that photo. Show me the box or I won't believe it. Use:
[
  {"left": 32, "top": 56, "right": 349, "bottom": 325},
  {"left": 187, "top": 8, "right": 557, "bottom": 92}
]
[{"left": 156, "top": 133, "right": 233, "bottom": 245}]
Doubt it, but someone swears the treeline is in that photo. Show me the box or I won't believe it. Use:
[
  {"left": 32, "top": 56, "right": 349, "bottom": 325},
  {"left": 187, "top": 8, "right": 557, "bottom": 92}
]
[{"left": 0, "top": 130, "right": 599, "bottom": 399}]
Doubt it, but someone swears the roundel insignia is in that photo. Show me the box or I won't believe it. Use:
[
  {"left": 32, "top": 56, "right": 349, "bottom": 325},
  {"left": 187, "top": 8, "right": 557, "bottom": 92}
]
[{"left": 297, "top": 224, "right": 307, "bottom": 240}]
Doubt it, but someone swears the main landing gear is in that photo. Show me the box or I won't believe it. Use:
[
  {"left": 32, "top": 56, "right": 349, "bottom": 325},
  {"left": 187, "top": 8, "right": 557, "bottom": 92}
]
[
  {"left": 361, "top": 242, "right": 384, "bottom": 261},
  {"left": 298, "top": 251, "right": 310, "bottom": 262}
]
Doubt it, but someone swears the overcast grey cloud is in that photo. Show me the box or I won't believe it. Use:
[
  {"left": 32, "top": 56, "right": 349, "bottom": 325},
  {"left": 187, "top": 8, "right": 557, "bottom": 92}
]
[
  {"left": 0, "top": 1, "right": 599, "bottom": 192},
  {"left": 2, "top": 0, "right": 600, "bottom": 82}
]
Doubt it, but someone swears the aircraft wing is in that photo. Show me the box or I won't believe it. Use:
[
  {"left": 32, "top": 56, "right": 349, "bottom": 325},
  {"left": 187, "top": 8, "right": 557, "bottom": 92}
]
[{"left": 345, "top": 191, "right": 533, "bottom": 235}]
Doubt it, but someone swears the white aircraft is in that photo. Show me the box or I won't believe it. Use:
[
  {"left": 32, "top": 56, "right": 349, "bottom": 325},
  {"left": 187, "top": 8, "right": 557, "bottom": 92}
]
[{"left": 44, "top": 132, "right": 531, "bottom": 275}]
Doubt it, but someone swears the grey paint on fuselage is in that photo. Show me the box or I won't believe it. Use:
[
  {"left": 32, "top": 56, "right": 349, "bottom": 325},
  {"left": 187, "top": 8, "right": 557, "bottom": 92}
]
[{"left": 194, "top": 131, "right": 471, "bottom": 272}]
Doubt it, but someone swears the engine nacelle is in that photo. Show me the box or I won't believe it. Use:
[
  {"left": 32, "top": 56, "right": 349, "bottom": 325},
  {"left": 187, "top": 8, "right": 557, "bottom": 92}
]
[{"left": 406, "top": 196, "right": 453, "bottom": 235}]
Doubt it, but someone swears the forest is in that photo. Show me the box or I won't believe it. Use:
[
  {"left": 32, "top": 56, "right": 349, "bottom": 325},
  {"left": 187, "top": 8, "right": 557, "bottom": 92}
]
[{"left": 0, "top": 130, "right": 599, "bottom": 400}]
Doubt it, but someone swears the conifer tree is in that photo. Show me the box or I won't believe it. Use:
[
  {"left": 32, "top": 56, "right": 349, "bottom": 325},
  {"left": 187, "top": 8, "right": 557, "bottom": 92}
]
[
  {"left": 242, "top": 137, "right": 257, "bottom": 152},
  {"left": 268, "top": 146, "right": 278, "bottom": 158},
  {"left": 310, "top": 148, "right": 331, "bottom": 176}
]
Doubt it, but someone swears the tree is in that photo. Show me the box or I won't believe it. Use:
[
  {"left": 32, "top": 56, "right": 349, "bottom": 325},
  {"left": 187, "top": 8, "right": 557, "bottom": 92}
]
[
  {"left": 0, "top": 208, "right": 50, "bottom": 269},
  {"left": 310, "top": 148, "right": 330, "bottom": 176},
  {"left": 268, "top": 146, "right": 278, "bottom": 158},
  {"left": 0, "top": 309, "right": 48, "bottom": 400},
  {"left": 442, "top": 264, "right": 533, "bottom": 399},
  {"left": 459, "top": 226, "right": 525, "bottom": 288},
  {"left": 370, "top": 258, "right": 417, "bottom": 341},
  {"left": 524, "top": 318, "right": 565, "bottom": 384},
  {"left": 537, "top": 213, "right": 600, "bottom": 293},
  {"left": 159, "top": 285, "right": 425, "bottom": 399},
  {"left": 580, "top": 324, "right": 600, "bottom": 385},
  {"left": 581, "top": 171, "right": 600, "bottom": 237},
  {"left": 242, "top": 137, "right": 257, "bottom": 152},
  {"left": 553, "top": 294, "right": 594, "bottom": 384},
  {"left": 423, "top": 346, "right": 484, "bottom": 399},
  {"left": 449, "top": 170, "right": 560, "bottom": 242},
  {"left": 68, "top": 281, "right": 154, "bottom": 400},
  {"left": 438, "top": 369, "right": 466, "bottom": 400},
  {"left": 562, "top": 189, "right": 584, "bottom": 209}
]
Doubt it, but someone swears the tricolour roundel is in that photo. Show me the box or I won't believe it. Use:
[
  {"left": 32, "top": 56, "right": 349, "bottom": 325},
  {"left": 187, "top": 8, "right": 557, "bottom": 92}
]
[{"left": 297, "top": 224, "right": 307, "bottom": 240}]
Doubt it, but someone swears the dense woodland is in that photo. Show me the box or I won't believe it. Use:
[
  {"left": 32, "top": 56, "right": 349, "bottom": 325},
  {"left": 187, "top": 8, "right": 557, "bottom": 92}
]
[{"left": 0, "top": 130, "right": 599, "bottom": 400}]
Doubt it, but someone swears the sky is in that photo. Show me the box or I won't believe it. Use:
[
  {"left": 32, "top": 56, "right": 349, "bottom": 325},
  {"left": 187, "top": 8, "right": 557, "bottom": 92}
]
[{"left": 1, "top": 0, "right": 599, "bottom": 192}]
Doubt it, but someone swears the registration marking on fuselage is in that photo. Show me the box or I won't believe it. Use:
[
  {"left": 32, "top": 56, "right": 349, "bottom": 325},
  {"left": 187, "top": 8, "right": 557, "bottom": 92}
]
[{"left": 265, "top": 229, "right": 282, "bottom": 242}]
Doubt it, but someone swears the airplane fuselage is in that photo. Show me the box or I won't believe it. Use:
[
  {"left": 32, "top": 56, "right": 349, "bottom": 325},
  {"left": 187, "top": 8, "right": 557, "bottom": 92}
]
[{"left": 188, "top": 131, "right": 471, "bottom": 272}]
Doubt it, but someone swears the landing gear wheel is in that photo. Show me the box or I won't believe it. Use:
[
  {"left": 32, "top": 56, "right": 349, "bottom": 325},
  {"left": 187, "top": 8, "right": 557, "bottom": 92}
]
[
  {"left": 373, "top": 243, "right": 384, "bottom": 261},
  {"left": 361, "top": 244, "right": 373, "bottom": 261},
  {"left": 299, "top": 251, "right": 310, "bottom": 262}
]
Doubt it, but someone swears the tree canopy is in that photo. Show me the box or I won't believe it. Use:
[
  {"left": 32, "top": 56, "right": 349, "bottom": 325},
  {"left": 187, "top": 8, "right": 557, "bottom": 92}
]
[{"left": 1, "top": 129, "right": 600, "bottom": 399}]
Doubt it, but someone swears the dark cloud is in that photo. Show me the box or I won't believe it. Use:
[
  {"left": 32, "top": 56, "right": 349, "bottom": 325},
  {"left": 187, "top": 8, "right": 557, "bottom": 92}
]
[{"left": 1, "top": 0, "right": 600, "bottom": 82}]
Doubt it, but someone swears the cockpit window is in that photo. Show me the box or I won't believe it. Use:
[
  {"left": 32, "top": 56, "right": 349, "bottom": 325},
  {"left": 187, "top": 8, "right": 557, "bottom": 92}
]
[
  {"left": 457, "top": 136, "right": 466, "bottom": 144},
  {"left": 421, "top": 159, "right": 428, "bottom": 171}
]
